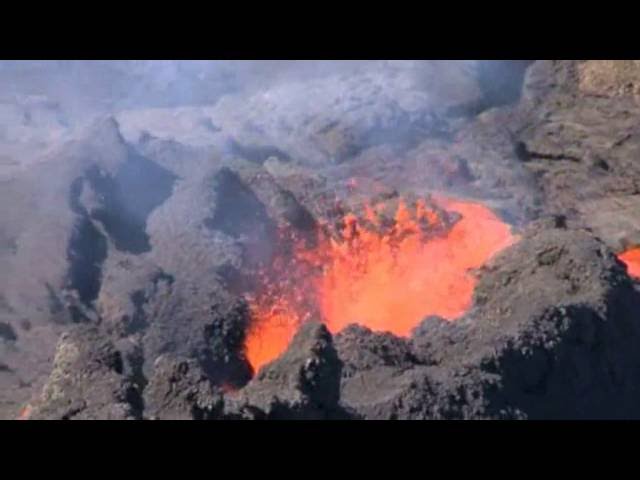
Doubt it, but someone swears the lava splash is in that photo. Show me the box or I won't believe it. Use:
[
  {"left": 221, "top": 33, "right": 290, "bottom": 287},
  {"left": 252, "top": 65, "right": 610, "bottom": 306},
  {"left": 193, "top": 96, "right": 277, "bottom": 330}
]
[
  {"left": 244, "top": 195, "right": 517, "bottom": 373},
  {"left": 619, "top": 247, "right": 640, "bottom": 279}
]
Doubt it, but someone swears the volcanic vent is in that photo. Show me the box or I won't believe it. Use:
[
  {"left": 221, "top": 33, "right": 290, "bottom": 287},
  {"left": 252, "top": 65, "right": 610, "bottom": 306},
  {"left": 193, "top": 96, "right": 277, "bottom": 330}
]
[
  {"left": 242, "top": 186, "right": 517, "bottom": 373},
  {"left": 9, "top": 61, "right": 640, "bottom": 420}
]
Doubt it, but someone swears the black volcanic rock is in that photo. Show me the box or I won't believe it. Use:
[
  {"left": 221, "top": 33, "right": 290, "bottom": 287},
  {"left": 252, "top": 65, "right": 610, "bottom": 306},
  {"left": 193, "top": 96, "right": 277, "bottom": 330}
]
[
  {"left": 450, "top": 226, "right": 640, "bottom": 419},
  {"left": 333, "top": 325, "right": 429, "bottom": 419},
  {"left": 222, "top": 322, "right": 346, "bottom": 419},
  {"left": 143, "top": 354, "right": 222, "bottom": 420},
  {"left": 334, "top": 226, "right": 640, "bottom": 419},
  {"left": 105, "top": 274, "right": 253, "bottom": 390},
  {"left": 5, "top": 61, "right": 640, "bottom": 420},
  {"left": 0, "top": 322, "right": 17, "bottom": 342}
]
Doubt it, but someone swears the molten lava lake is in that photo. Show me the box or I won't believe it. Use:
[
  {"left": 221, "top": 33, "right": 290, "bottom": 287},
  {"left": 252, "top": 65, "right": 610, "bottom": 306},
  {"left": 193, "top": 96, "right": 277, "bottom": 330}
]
[{"left": 244, "top": 196, "right": 518, "bottom": 373}]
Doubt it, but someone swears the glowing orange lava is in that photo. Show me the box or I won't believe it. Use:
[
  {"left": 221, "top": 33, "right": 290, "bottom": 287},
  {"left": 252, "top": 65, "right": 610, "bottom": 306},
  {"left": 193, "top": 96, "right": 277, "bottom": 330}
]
[
  {"left": 245, "top": 298, "right": 305, "bottom": 374},
  {"left": 17, "top": 404, "right": 32, "bottom": 420},
  {"left": 319, "top": 197, "right": 516, "bottom": 335},
  {"left": 619, "top": 247, "right": 640, "bottom": 278},
  {"left": 244, "top": 195, "right": 518, "bottom": 373}
]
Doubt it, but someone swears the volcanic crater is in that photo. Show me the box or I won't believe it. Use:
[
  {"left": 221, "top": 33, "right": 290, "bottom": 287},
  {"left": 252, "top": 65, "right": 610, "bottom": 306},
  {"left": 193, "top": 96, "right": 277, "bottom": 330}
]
[{"left": 2, "top": 60, "right": 640, "bottom": 420}]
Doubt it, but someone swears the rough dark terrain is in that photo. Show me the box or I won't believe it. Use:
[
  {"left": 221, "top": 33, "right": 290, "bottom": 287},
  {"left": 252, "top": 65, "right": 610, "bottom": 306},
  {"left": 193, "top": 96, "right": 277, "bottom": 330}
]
[{"left": 2, "top": 60, "right": 640, "bottom": 420}]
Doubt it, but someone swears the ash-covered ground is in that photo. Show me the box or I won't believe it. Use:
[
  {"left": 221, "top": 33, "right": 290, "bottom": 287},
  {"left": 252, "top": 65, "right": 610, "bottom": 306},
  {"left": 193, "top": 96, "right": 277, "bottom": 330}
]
[{"left": 2, "top": 60, "right": 640, "bottom": 420}]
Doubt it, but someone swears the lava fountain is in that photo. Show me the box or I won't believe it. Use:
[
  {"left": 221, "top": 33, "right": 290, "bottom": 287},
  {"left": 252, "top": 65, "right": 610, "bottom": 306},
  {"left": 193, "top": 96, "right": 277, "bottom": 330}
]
[{"left": 244, "top": 194, "right": 518, "bottom": 373}]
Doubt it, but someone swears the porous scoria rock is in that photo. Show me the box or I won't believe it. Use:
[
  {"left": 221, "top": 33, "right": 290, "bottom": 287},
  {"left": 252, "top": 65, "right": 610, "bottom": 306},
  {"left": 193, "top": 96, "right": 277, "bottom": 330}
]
[
  {"left": 143, "top": 354, "right": 222, "bottom": 420},
  {"left": 138, "top": 290, "right": 253, "bottom": 388},
  {"left": 435, "top": 223, "right": 640, "bottom": 418},
  {"left": 221, "top": 322, "right": 346, "bottom": 419},
  {"left": 508, "top": 60, "right": 640, "bottom": 248},
  {"left": 333, "top": 325, "right": 431, "bottom": 419},
  {"left": 576, "top": 195, "right": 640, "bottom": 252},
  {"left": 28, "top": 326, "right": 143, "bottom": 420},
  {"left": 578, "top": 60, "right": 640, "bottom": 99}
]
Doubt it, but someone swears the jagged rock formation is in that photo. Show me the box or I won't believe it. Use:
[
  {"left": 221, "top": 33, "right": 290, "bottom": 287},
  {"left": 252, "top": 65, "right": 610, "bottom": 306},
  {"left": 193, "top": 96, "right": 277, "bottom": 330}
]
[
  {"left": 28, "top": 327, "right": 142, "bottom": 420},
  {"left": 222, "top": 322, "right": 346, "bottom": 419},
  {"left": 143, "top": 354, "right": 222, "bottom": 420},
  {"left": 3, "top": 61, "right": 640, "bottom": 419},
  {"left": 334, "top": 224, "right": 640, "bottom": 419}
]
